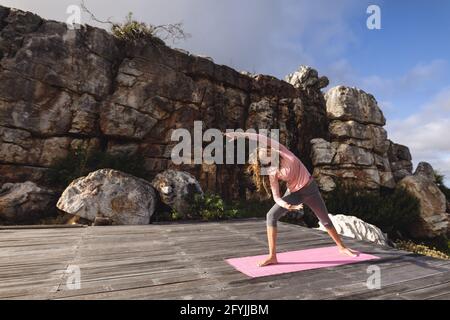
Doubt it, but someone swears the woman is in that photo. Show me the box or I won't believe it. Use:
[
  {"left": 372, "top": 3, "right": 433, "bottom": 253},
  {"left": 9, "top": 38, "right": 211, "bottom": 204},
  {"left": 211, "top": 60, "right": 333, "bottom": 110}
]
[{"left": 224, "top": 131, "right": 357, "bottom": 267}]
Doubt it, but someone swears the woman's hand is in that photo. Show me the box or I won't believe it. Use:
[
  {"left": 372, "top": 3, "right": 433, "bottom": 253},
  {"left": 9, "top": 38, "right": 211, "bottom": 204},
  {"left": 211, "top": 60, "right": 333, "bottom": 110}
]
[{"left": 285, "top": 203, "right": 304, "bottom": 211}]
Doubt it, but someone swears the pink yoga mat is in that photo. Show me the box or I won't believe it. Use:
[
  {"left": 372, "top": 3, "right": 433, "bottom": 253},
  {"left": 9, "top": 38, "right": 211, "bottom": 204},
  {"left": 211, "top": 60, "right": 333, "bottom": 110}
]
[{"left": 225, "top": 246, "right": 380, "bottom": 278}]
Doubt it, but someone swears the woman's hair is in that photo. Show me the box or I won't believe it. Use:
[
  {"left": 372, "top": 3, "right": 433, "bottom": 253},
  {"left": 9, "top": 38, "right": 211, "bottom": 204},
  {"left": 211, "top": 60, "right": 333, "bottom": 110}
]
[{"left": 245, "top": 147, "right": 274, "bottom": 199}]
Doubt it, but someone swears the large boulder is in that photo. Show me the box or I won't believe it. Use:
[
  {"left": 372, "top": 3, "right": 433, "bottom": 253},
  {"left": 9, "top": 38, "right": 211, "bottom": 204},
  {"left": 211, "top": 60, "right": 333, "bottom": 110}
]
[
  {"left": 397, "top": 170, "right": 449, "bottom": 238},
  {"left": 316, "top": 214, "right": 389, "bottom": 246},
  {"left": 152, "top": 169, "right": 203, "bottom": 215},
  {"left": 285, "top": 65, "right": 329, "bottom": 91},
  {"left": 57, "top": 169, "right": 157, "bottom": 224},
  {"left": 325, "top": 86, "right": 386, "bottom": 126},
  {"left": 413, "top": 162, "right": 435, "bottom": 181},
  {"left": 0, "top": 181, "right": 57, "bottom": 223}
]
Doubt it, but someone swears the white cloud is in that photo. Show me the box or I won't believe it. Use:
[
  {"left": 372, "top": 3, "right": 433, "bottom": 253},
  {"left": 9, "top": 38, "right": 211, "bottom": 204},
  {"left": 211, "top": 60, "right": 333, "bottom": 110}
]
[
  {"left": 325, "top": 58, "right": 448, "bottom": 95},
  {"left": 325, "top": 58, "right": 359, "bottom": 87},
  {"left": 378, "top": 100, "right": 395, "bottom": 111},
  {"left": 423, "top": 86, "right": 450, "bottom": 115},
  {"left": 0, "top": 0, "right": 370, "bottom": 77},
  {"left": 385, "top": 86, "right": 450, "bottom": 186},
  {"left": 363, "top": 59, "right": 448, "bottom": 95}
]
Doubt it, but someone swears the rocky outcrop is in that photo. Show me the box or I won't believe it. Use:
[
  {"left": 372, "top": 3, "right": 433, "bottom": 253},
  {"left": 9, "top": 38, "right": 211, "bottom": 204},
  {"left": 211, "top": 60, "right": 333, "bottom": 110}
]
[
  {"left": 397, "top": 162, "right": 449, "bottom": 238},
  {"left": 311, "top": 86, "right": 397, "bottom": 192},
  {"left": 316, "top": 213, "right": 389, "bottom": 246},
  {"left": 0, "top": 5, "right": 330, "bottom": 202},
  {"left": 285, "top": 65, "right": 329, "bottom": 97},
  {"left": 387, "top": 140, "right": 413, "bottom": 183},
  {"left": 413, "top": 162, "right": 436, "bottom": 181},
  {"left": 56, "top": 169, "right": 157, "bottom": 224},
  {"left": 0, "top": 181, "right": 57, "bottom": 223},
  {"left": 152, "top": 169, "right": 203, "bottom": 215}
]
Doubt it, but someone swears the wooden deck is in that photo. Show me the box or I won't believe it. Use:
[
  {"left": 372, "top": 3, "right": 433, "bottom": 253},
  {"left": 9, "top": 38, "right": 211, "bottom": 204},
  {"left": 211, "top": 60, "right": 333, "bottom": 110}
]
[{"left": 0, "top": 218, "right": 449, "bottom": 300}]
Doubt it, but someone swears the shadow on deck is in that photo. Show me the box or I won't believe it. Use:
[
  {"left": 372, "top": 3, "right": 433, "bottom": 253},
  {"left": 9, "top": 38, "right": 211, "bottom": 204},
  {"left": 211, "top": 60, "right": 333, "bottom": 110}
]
[{"left": 0, "top": 218, "right": 449, "bottom": 300}]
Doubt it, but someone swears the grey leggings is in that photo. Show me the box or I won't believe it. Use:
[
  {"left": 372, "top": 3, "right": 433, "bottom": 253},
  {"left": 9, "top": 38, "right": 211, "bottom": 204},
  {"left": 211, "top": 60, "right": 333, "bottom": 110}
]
[{"left": 266, "top": 179, "right": 334, "bottom": 229}]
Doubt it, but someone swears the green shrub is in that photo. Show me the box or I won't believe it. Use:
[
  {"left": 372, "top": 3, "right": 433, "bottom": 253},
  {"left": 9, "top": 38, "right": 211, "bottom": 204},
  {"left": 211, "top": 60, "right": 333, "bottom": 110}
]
[
  {"left": 412, "top": 235, "right": 450, "bottom": 256},
  {"left": 434, "top": 170, "right": 450, "bottom": 202},
  {"left": 323, "top": 180, "right": 421, "bottom": 236},
  {"left": 159, "top": 193, "right": 273, "bottom": 222},
  {"left": 395, "top": 239, "right": 449, "bottom": 260},
  {"left": 45, "top": 146, "right": 150, "bottom": 189},
  {"left": 170, "top": 209, "right": 184, "bottom": 221},
  {"left": 111, "top": 12, "right": 166, "bottom": 44},
  {"left": 81, "top": 2, "right": 189, "bottom": 45},
  {"left": 227, "top": 198, "right": 274, "bottom": 219},
  {"left": 188, "top": 192, "right": 238, "bottom": 221}
]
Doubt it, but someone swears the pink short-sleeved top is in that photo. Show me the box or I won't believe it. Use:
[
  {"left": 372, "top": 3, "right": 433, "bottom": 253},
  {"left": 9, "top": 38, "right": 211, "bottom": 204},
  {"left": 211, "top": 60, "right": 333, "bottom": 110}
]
[{"left": 224, "top": 131, "right": 312, "bottom": 209}]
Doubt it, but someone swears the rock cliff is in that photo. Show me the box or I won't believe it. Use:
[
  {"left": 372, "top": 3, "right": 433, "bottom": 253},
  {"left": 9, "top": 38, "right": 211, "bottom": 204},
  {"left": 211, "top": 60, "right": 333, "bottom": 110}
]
[{"left": 0, "top": 5, "right": 331, "bottom": 201}]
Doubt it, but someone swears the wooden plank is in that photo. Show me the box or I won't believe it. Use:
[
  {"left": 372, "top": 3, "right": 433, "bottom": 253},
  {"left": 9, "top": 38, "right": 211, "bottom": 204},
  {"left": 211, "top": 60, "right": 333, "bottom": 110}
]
[
  {"left": 429, "top": 291, "right": 450, "bottom": 300},
  {"left": 0, "top": 224, "right": 86, "bottom": 230},
  {"left": 334, "top": 270, "right": 450, "bottom": 300},
  {"left": 0, "top": 220, "right": 448, "bottom": 300}
]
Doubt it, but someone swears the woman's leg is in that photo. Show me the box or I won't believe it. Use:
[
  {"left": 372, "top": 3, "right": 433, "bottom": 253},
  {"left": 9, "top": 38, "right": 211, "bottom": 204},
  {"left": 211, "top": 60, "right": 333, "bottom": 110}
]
[
  {"left": 302, "top": 185, "right": 358, "bottom": 257},
  {"left": 258, "top": 190, "right": 302, "bottom": 267},
  {"left": 325, "top": 226, "right": 358, "bottom": 256},
  {"left": 257, "top": 226, "right": 278, "bottom": 267}
]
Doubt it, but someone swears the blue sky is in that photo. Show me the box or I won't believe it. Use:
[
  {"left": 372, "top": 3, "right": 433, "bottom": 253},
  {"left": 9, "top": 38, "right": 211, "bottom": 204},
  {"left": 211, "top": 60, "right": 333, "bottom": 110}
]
[{"left": 1, "top": 0, "right": 449, "bottom": 185}]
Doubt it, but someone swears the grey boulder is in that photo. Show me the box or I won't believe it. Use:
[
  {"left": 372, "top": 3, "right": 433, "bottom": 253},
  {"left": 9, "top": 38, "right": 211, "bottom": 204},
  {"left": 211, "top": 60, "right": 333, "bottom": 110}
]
[{"left": 57, "top": 169, "right": 157, "bottom": 224}]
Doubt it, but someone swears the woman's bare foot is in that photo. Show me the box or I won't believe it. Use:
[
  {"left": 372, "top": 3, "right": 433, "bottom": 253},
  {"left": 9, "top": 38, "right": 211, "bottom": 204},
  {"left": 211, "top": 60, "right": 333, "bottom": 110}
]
[
  {"left": 338, "top": 247, "right": 358, "bottom": 257},
  {"left": 257, "top": 256, "right": 278, "bottom": 267}
]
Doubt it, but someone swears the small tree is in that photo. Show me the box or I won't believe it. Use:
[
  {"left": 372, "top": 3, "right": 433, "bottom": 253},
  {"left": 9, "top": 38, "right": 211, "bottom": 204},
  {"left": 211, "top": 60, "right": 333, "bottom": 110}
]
[
  {"left": 434, "top": 170, "right": 450, "bottom": 202},
  {"left": 81, "top": 1, "right": 190, "bottom": 44}
]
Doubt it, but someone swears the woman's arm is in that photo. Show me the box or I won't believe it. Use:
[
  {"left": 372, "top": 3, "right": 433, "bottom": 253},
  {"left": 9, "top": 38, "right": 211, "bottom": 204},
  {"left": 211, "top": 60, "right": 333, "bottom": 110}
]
[
  {"left": 224, "top": 131, "right": 296, "bottom": 161},
  {"left": 269, "top": 173, "right": 303, "bottom": 211},
  {"left": 268, "top": 174, "right": 290, "bottom": 209}
]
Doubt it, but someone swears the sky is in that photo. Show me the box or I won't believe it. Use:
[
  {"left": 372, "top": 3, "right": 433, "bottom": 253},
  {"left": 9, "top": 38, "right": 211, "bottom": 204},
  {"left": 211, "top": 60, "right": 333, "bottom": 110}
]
[{"left": 1, "top": 0, "right": 449, "bottom": 186}]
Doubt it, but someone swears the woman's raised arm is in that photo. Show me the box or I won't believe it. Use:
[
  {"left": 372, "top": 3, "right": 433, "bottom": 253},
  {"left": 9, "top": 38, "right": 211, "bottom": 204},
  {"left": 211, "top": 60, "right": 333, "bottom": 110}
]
[{"left": 223, "top": 131, "right": 296, "bottom": 161}]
